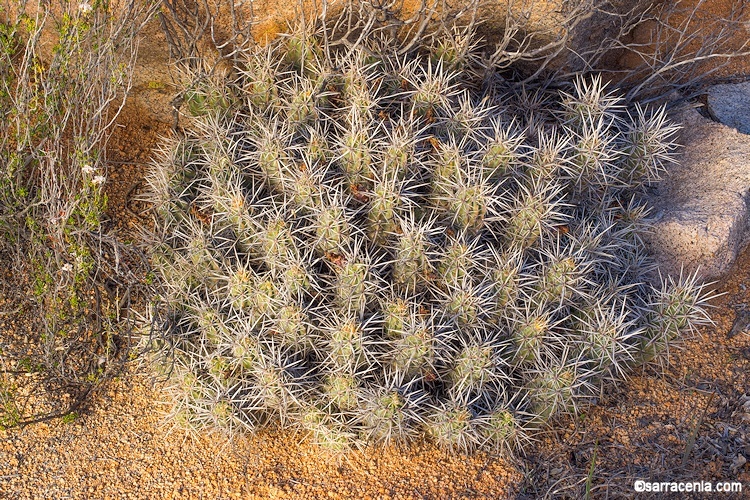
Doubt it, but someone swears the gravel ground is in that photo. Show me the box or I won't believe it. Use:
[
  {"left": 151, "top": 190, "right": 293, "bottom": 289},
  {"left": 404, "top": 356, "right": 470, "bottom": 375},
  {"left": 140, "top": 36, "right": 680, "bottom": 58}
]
[{"left": 0, "top": 373, "right": 520, "bottom": 499}]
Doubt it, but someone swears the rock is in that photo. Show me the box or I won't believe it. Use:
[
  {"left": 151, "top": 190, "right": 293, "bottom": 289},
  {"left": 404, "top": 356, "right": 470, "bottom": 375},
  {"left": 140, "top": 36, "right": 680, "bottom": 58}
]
[
  {"left": 645, "top": 106, "right": 750, "bottom": 281},
  {"left": 730, "top": 454, "right": 746, "bottom": 474},
  {"left": 728, "top": 309, "right": 750, "bottom": 339},
  {"left": 707, "top": 81, "right": 750, "bottom": 134}
]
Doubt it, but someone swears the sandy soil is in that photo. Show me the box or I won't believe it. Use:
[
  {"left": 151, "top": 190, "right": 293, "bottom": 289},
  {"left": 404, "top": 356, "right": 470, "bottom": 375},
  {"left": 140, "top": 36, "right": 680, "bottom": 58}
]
[
  {"left": 0, "top": 374, "right": 521, "bottom": 499},
  {"left": 2, "top": 0, "right": 750, "bottom": 498}
]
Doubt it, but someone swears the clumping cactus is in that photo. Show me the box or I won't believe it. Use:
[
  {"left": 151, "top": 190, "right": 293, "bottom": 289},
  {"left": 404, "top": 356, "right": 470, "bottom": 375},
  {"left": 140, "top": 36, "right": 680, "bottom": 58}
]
[{"left": 146, "top": 16, "right": 712, "bottom": 455}]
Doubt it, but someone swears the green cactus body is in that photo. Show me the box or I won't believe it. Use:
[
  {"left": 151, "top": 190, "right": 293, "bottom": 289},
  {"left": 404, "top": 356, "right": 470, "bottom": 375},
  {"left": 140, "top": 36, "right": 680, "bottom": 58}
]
[
  {"left": 211, "top": 400, "right": 234, "bottom": 428},
  {"left": 228, "top": 267, "right": 256, "bottom": 312},
  {"left": 491, "top": 261, "right": 520, "bottom": 316},
  {"left": 305, "top": 129, "right": 330, "bottom": 165},
  {"left": 382, "top": 298, "right": 409, "bottom": 338},
  {"left": 483, "top": 141, "right": 515, "bottom": 181},
  {"left": 220, "top": 191, "right": 248, "bottom": 227},
  {"left": 242, "top": 51, "right": 280, "bottom": 110},
  {"left": 257, "top": 137, "right": 288, "bottom": 190},
  {"left": 206, "top": 153, "right": 239, "bottom": 188},
  {"left": 228, "top": 269, "right": 278, "bottom": 320},
  {"left": 194, "top": 306, "right": 225, "bottom": 345},
  {"left": 171, "top": 407, "right": 199, "bottom": 430},
  {"left": 389, "top": 325, "right": 435, "bottom": 378},
  {"left": 514, "top": 314, "right": 549, "bottom": 364},
  {"left": 507, "top": 201, "right": 546, "bottom": 249},
  {"left": 570, "top": 128, "right": 611, "bottom": 194},
  {"left": 581, "top": 318, "right": 628, "bottom": 376},
  {"left": 639, "top": 277, "right": 707, "bottom": 363},
  {"left": 535, "top": 256, "right": 580, "bottom": 305},
  {"left": 273, "top": 304, "right": 309, "bottom": 349},
  {"left": 185, "top": 234, "right": 216, "bottom": 270},
  {"left": 345, "top": 84, "right": 376, "bottom": 121},
  {"left": 450, "top": 344, "right": 495, "bottom": 394},
  {"left": 232, "top": 336, "right": 259, "bottom": 371},
  {"left": 328, "top": 318, "right": 367, "bottom": 371},
  {"left": 528, "top": 366, "right": 578, "bottom": 423},
  {"left": 314, "top": 204, "right": 350, "bottom": 255},
  {"left": 259, "top": 217, "right": 296, "bottom": 270},
  {"left": 283, "top": 262, "right": 312, "bottom": 296},
  {"left": 432, "top": 142, "right": 462, "bottom": 197},
  {"left": 208, "top": 355, "right": 233, "bottom": 382},
  {"left": 444, "top": 285, "right": 481, "bottom": 326},
  {"left": 656, "top": 287, "right": 694, "bottom": 333},
  {"left": 148, "top": 18, "right": 709, "bottom": 454},
  {"left": 372, "top": 391, "right": 404, "bottom": 422},
  {"left": 251, "top": 279, "right": 279, "bottom": 318},
  {"left": 528, "top": 134, "right": 567, "bottom": 181},
  {"left": 437, "top": 240, "right": 473, "bottom": 286},
  {"left": 335, "top": 259, "right": 371, "bottom": 313},
  {"left": 184, "top": 84, "right": 229, "bottom": 117},
  {"left": 286, "top": 32, "right": 323, "bottom": 72},
  {"left": 179, "top": 371, "right": 205, "bottom": 401},
  {"left": 361, "top": 389, "right": 413, "bottom": 444},
  {"left": 340, "top": 128, "right": 373, "bottom": 189},
  {"left": 506, "top": 182, "right": 562, "bottom": 250},
  {"left": 412, "top": 64, "right": 452, "bottom": 117},
  {"left": 561, "top": 77, "right": 623, "bottom": 130},
  {"left": 323, "top": 373, "right": 359, "bottom": 411},
  {"left": 286, "top": 165, "right": 322, "bottom": 211},
  {"left": 481, "top": 408, "right": 520, "bottom": 451},
  {"left": 367, "top": 180, "right": 401, "bottom": 243},
  {"left": 427, "top": 403, "right": 475, "bottom": 451},
  {"left": 246, "top": 71, "right": 278, "bottom": 111},
  {"left": 392, "top": 221, "right": 433, "bottom": 291},
  {"left": 254, "top": 365, "right": 286, "bottom": 410},
  {"left": 448, "top": 183, "right": 488, "bottom": 232},
  {"left": 430, "top": 38, "right": 464, "bottom": 69},
  {"left": 383, "top": 133, "right": 413, "bottom": 180},
  {"left": 287, "top": 82, "right": 318, "bottom": 125},
  {"left": 301, "top": 406, "right": 353, "bottom": 451},
  {"left": 622, "top": 134, "right": 652, "bottom": 185},
  {"left": 619, "top": 106, "right": 678, "bottom": 188}
]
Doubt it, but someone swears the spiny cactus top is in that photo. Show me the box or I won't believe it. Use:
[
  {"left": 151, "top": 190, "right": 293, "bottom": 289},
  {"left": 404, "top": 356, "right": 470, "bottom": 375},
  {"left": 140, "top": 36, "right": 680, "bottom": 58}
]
[{"left": 146, "top": 22, "right": 711, "bottom": 454}]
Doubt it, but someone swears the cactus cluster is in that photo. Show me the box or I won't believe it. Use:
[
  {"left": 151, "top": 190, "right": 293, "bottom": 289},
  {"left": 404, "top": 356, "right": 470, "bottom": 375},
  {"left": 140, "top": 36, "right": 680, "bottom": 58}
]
[{"left": 146, "top": 23, "right": 711, "bottom": 453}]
